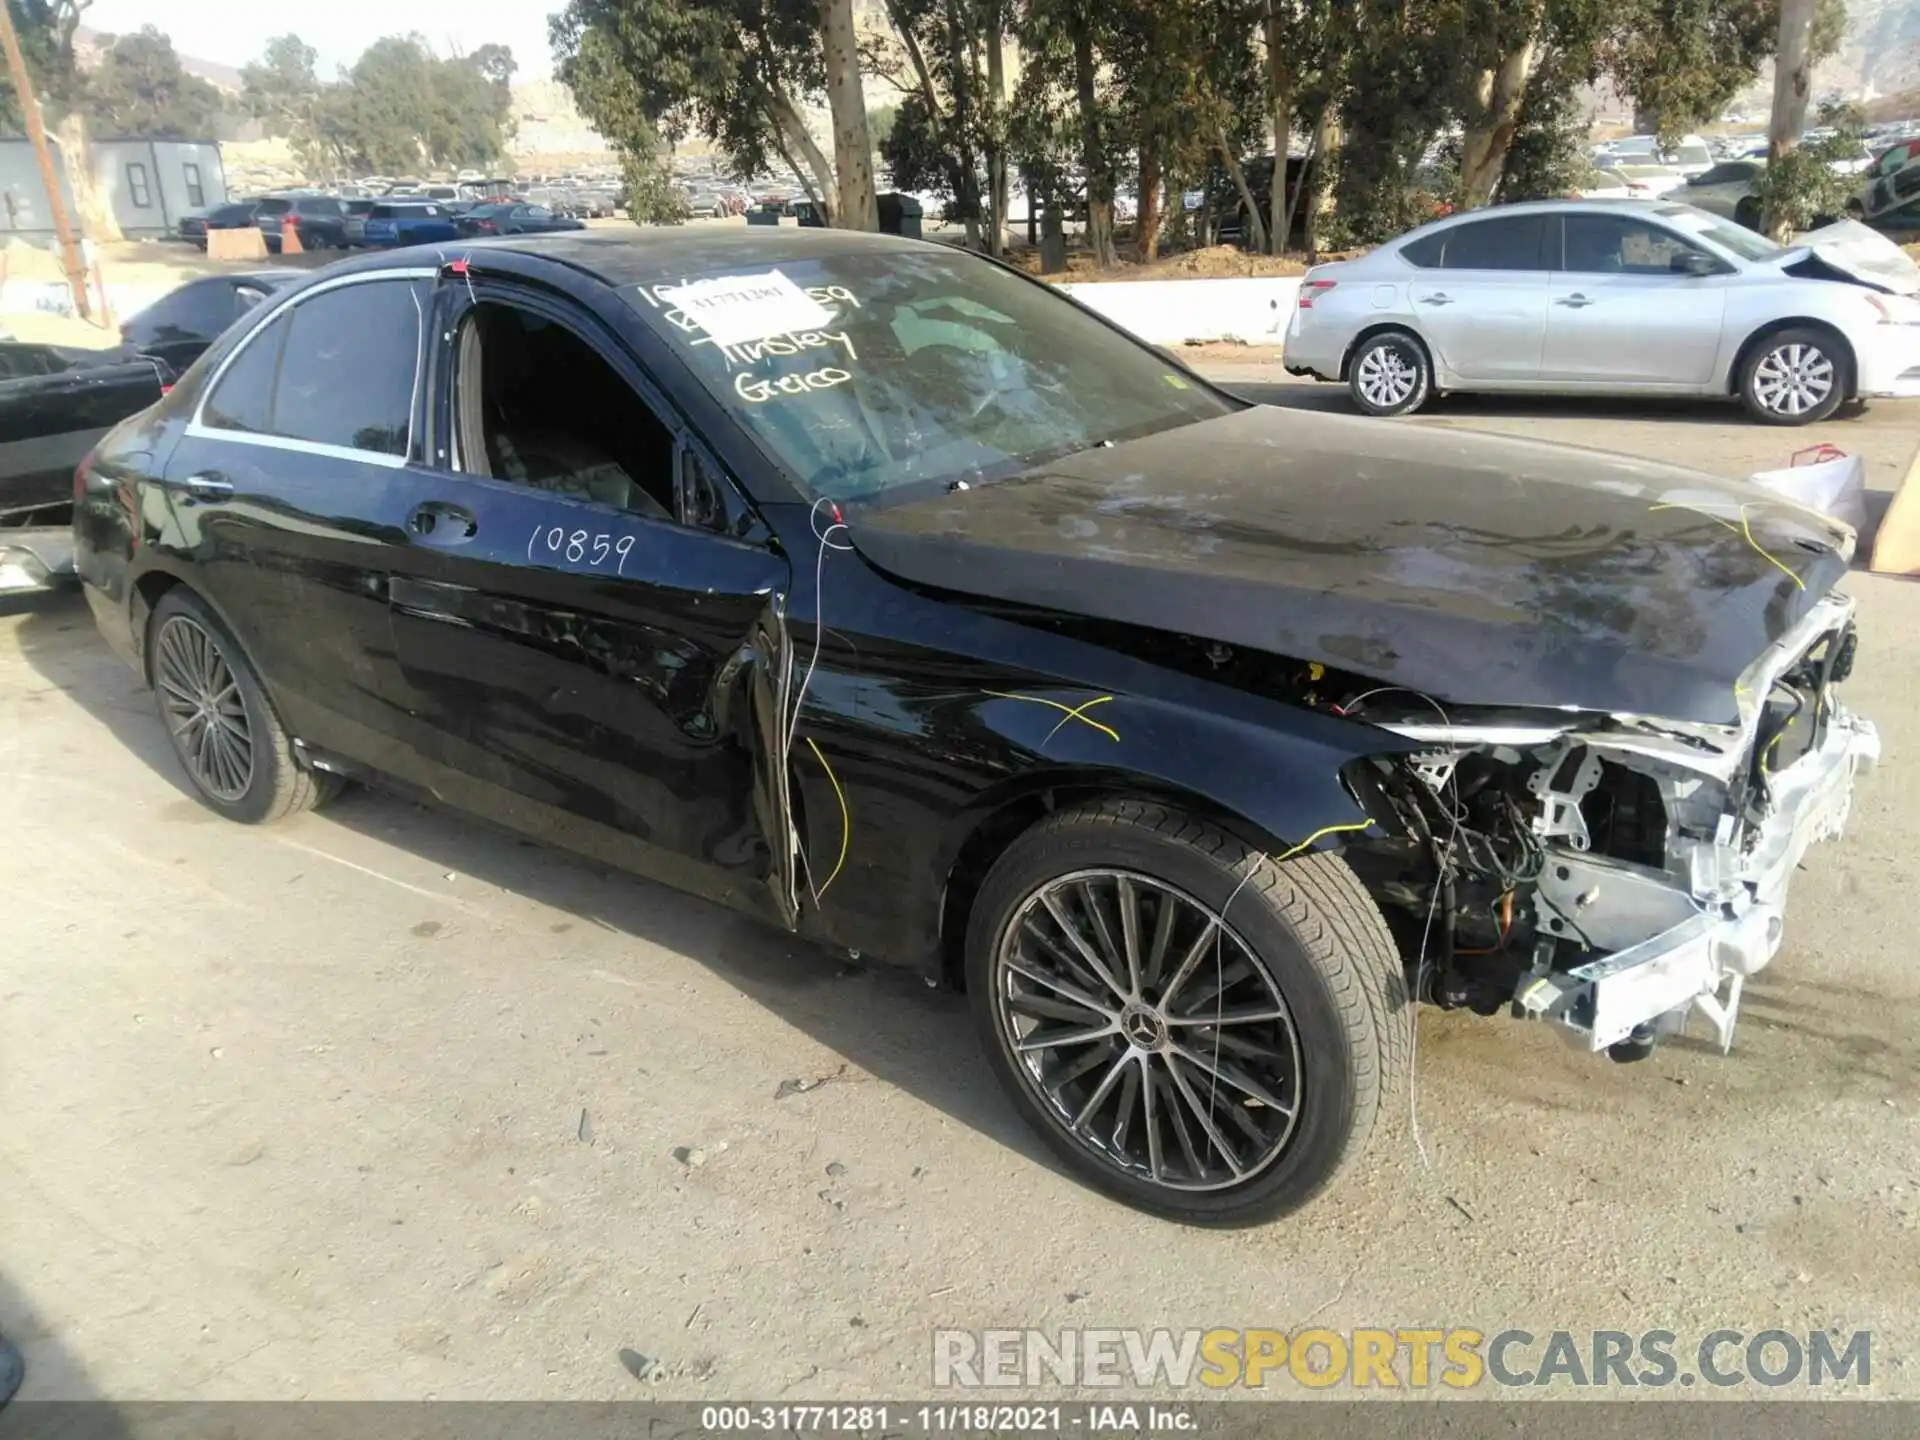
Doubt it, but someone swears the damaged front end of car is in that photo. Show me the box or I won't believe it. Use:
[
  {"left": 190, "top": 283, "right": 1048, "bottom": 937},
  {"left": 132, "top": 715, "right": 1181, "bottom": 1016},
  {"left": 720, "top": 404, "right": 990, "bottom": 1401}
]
[{"left": 1341, "top": 589, "right": 1877, "bottom": 1060}]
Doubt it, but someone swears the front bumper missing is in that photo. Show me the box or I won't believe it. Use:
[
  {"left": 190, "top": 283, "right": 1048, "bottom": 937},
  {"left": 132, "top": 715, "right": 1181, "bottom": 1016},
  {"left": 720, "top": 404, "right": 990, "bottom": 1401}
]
[{"left": 1526, "top": 706, "right": 1879, "bottom": 1052}]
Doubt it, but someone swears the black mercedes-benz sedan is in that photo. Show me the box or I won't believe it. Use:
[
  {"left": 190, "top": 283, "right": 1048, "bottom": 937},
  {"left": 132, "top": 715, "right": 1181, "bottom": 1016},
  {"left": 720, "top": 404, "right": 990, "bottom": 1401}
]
[{"left": 73, "top": 230, "right": 1875, "bottom": 1225}]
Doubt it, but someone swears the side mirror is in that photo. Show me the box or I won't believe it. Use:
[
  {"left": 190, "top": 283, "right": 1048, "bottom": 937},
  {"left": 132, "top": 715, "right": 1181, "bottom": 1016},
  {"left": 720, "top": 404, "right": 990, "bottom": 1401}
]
[{"left": 1671, "top": 251, "right": 1721, "bottom": 277}]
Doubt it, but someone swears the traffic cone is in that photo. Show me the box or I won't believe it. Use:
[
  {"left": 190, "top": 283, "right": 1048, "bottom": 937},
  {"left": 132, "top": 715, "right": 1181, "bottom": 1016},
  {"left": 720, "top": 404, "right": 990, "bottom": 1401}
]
[{"left": 280, "top": 214, "right": 304, "bottom": 255}]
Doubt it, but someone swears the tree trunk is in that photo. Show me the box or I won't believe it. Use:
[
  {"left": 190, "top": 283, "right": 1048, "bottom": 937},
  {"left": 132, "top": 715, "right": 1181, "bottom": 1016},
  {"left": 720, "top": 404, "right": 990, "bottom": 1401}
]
[
  {"left": 942, "top": 0, "right": 981, "bottom": 246},
  {"left": 985, "top": 2, "right": 1008, "bottom": 257},
  {"left": 819, "top": 0, "right": 878, "bottom": 230},
  {"left": 768, "top": 88, "right": 839, "bottom": 226},
  {"left": 1765, "top": 0, "right": 1818, "bottom": 240},
  {"left": 1137, "top": 143, "right": 1162, "bottom": 260},
  {"left": 1070, "top": 3, "right": 1116, "bottom": 267},
  {"left": 1303, "top": 96, "right": 1337, "bottom": 254},
  {"left": 54, "top": 112, "right": 122, "bottom": 245},
  {"left": 1217, "top": 134, "right": 1267, "bottom": 253},
  {"left": 1457, "top": 37, "right": 1537, "bottom": 209},
  {"left": 1264, "top": 0, "right": 1290, "bottom": 254}
]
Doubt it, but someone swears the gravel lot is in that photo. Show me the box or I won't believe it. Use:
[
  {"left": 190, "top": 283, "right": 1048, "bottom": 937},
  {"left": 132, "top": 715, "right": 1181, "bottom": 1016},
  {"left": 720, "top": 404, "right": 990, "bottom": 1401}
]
[{"left": 3, "top": 372, "right": 1917, "bottom": 1403}]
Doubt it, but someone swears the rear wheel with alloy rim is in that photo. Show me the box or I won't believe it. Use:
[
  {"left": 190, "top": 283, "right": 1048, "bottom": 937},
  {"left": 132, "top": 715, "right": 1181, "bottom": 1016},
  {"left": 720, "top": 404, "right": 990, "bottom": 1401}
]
[
  {"left": 966, "top": 800, "right": 1408, "bottom": 1225},
  {"left": 1740, "top": 326, "right": 1847, "bottom": 425},
  {"left": 1347, "top": 330, "right": 1432, "bottom": 417},
  {"left": 148, "top": 589, "right": 338, "bottom": 824}
]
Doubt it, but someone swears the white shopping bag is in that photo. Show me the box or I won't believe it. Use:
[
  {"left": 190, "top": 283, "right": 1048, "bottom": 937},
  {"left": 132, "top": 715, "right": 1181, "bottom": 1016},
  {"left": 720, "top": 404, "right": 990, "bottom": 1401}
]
[{"left": 1745, "top": 444, "right": 1868, "bottom": 536}]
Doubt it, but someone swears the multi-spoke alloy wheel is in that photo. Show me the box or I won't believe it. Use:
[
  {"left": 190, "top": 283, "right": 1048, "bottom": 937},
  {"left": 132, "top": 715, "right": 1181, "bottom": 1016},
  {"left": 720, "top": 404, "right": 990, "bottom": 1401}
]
[
  {"left": 965, "top": 800, "right": 1408, "bottom": 1226},
  {"left": 1752, "top": 344, "right": 1834, "bottom": 419},
  {"left": 146, "top": 589, "right": 336, "bottom": 824},
  {"left": 155, "top": 615, "right": 254, "bottom": 802},
  {"left": 993, "top": 869, "right": 1302, "bottom": 1191},
  {"left": 1347, "top": 330, "right": 1430, "bottom": 417},
  {"left": 1741, "top": 327, "right": 1847, "bottom": 425}
]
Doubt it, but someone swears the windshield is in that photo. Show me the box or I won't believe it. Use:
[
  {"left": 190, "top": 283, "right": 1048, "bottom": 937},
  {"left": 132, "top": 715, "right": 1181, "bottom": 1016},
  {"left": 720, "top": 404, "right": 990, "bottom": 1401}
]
[
  {"left": 254, "top": 198, "right": 293, "bottom": 216},
  {"left": 1656, "top": 204, "right": 1785, "bottom": 261},
  {"left": 625, "top": 250, "right": 1234, "bottom": 501}
]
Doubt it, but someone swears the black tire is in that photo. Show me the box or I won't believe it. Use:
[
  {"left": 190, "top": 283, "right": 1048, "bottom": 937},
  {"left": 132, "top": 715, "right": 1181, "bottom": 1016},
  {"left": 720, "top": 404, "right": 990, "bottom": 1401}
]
[
  {"left": 148, "top": 589, "right": 338, "bottom": 824},
  {"left": 1739, "top": 325, "right": 1849, "bottom": 425},
  {"left": 965, "top": 799, "right": 1408, "bottom": 1226},
  {"left": 1346, "top": 330, "right": 1432, "bottom": 417},
  {"left": 1734, "top": 197, "right": 1761, "bottom": 232}
]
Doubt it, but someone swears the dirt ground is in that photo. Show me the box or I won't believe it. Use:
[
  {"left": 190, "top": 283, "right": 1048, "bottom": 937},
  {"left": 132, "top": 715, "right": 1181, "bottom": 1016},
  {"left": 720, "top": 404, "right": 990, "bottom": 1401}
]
[{"left": 2, "top": 377, "right": 1918, "bottom": 1403}]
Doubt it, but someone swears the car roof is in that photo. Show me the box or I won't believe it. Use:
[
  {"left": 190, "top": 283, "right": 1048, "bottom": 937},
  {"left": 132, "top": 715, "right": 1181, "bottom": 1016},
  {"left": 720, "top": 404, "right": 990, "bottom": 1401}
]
[
  {"left": 317, "top": 226, "right": 940, "bottom": 288},
  {"left": 1413, "top": 198, "right": 1707, "bottom": 228}
]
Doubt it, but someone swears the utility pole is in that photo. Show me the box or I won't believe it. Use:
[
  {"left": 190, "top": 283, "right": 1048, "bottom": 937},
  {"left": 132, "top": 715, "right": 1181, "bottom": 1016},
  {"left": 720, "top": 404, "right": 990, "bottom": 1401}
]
[{"left": 0, "top": 0, "right": 90, "bottom": 321}]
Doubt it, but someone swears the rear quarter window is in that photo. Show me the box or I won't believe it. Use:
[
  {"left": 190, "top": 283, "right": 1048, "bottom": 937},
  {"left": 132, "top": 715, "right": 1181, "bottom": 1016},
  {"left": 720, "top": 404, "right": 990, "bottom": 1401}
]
[{"left": 201, "top": 279, "right": 427, "bottom": 457}]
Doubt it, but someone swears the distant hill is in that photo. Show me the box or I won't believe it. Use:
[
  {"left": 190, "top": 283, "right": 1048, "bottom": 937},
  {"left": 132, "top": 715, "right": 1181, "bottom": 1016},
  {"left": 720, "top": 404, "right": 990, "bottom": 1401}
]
[{"left": 72, "top": 26, "right": 245, "bottom": 94}]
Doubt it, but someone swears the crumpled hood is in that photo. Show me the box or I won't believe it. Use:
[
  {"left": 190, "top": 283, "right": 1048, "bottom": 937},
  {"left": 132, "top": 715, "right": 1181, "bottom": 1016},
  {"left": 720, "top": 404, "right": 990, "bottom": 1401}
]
[
  {"left": 847, "top": 406, "right": 1852, "bottom": 725},
  {"left": 1784, "top": 218, "right": 1920, "bottom": 295}
]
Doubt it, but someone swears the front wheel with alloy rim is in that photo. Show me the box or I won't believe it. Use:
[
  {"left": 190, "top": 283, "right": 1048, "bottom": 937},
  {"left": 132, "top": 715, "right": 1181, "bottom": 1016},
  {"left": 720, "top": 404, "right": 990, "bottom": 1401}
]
[
  {"left": 966, "top": 800, "right": 1408, "bottom": 1226},
  {"left": 1347, "top": 330, "right": 1433, "bottom": 417},
  {"left": 1740, "top": 326, "right": 1848, "bottom": 425},
  {"left": 149, "top": 589, "right": 339, "bottom": 824}
]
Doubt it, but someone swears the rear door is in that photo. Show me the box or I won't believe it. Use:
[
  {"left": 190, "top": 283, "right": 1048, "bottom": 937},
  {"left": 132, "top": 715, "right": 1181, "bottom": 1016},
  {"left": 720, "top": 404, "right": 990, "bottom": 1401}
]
[
  {"left": 383, "top": 278, "right": 795, "bottom": 918},
  {"left": 1407, "top": 213, "right": 1551, "bottom": 381},
  {"left": 161, "top": 270, "right": 443, "bottom": 781},
  {"left": 1542, "top": 212, "right": 1729, "bottom": 387}
]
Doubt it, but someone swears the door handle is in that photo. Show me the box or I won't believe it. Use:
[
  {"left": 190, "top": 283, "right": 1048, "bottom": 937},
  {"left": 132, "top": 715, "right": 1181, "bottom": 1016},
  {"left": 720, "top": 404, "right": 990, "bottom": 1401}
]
[
  {"left": 1419, "top": 292, "right": 1453, "bottom": 305},
  {"left": 1557, "top": 294, "right": 1594, "bottom": 308},
  {"left": 179, "top": 471, "right": 232, "bottom": 503},
  {"left": 407, "top": 500, "right": 478, "bottom": 543}
]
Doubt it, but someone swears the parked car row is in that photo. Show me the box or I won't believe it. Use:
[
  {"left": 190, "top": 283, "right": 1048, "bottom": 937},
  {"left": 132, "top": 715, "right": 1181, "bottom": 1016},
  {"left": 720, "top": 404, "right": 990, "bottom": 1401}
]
[{"left": 175, "top": 181, "right": 621, "bottom": 251}]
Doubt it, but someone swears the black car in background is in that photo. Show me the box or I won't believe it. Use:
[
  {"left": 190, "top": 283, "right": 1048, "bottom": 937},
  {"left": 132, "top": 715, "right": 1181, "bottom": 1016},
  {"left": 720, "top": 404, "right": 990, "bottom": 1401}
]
[
  {"left": 0, "top": 342, "right": 169, "bottom": 535},
  {"left": 119, "top": 270, "right": 305, "bottom": 375},
  {"left": 70, "top": 230, "right": 1872, "bottom": 1225},
  {"left": 455, "top": 202, "right": 587, "bottom": 237},
  {"left": 252, "top": 195, "right": 350, "bottom": 251},
  {"left": 179, "top": 200, "right": 259, "bottom": 246}
]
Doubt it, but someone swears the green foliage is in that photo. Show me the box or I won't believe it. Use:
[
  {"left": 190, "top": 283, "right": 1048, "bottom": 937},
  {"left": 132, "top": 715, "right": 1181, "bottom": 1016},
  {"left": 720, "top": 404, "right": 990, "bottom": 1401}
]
[
  {"left": 240, "top": 32, "right": 514, "bottom": 176},
  {"left": 1751, "top": 102, "right": 1871, "bottom": 235},
  {"left": 83, "top": 25, "right": 222, "bottom": 138},
  {"left": 552, "top": 0, "right": 827, "bottom": 187},
  {"left": 619, "top": 148, "right": 692, "bottom": 224},
  {"left": 547, "top": 16, "right": 687, "bottom": 224},
  {"left": 0, "top": 0, "right": 85, "bottom": 131}
]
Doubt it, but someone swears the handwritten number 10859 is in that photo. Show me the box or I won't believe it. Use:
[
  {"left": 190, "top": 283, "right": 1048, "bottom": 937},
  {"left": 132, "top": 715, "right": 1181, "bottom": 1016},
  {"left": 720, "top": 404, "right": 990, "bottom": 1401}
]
[{"left": 526, "top": 524, "right": 638, "bottom": 574}]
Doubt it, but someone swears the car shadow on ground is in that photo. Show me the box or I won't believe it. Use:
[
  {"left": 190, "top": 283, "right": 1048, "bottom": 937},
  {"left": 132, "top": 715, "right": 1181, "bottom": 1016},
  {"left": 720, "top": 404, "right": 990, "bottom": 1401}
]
[
  {"left": 7, "top": 589, "right": 1062, "bottom": 1181},
  {"left": 0, "top": 1271, "right": 134, "bottom": 1427},
  {"left": 1226, "top": 378, "right": 1784, "bottom": 426}
]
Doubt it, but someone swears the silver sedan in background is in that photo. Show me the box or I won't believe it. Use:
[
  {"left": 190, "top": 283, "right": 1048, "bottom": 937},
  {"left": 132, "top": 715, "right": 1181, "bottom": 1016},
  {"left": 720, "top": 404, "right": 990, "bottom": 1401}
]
[{"left": 1283, "top": 200, "right": 1920, "bottom": 424}]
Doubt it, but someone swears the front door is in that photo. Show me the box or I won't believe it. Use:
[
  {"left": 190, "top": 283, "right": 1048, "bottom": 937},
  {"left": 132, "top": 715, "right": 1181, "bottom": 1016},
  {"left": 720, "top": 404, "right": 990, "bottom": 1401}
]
[
  {"left": 384, "top": 282, "right": 794, "bottom": 916},
  {"left": 1408, "top": 212, "right": 1551, "bottom": 382},
  {"left": 158, "top": 270, "right": 439, "bottom": 783},
  {"left": 1542, "top": 212, "right": 1728, "bottom": 387}
]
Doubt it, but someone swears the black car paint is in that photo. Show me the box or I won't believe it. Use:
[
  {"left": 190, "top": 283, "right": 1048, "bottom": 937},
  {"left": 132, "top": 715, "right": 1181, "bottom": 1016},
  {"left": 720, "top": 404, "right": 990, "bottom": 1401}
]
[
  {"left": 0, "top": 344, "right": 168, "bottom": 523},
  {"left": 118, "top": 271, "right": 303, "bottom": 376},
  {"left": 854, "top": 405, "right": 1850, "bottom": 726},
  {"left": 72, "top": 230, "right": 1806, "bottom": 980}
]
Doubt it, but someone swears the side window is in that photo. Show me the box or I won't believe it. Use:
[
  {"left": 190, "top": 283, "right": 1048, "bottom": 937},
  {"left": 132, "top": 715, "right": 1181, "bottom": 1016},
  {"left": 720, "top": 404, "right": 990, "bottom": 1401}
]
[
  {"left": 1438, "top": 216, "right": 1547, "bottom": 271},
  {"left": 1562, "top": 214, "right": 1705, "bottom": 275},
  {"left": 451, "top": 299, "right": 679, "bottom": 522},
  {"left": 126, "top": 163, "right": 152, "bottom": 208},
  {"left": 203, "top": 315, "right": 287, "bottom": 434},
  {"left": 1400, "top": 232, "right": 1444, "bottom": 267},
  {"left": 183, "top": 162, "right": 205, "bottom": 208},
  {"left": 203, "top": 279, "right": 425, "bottom": 456}
]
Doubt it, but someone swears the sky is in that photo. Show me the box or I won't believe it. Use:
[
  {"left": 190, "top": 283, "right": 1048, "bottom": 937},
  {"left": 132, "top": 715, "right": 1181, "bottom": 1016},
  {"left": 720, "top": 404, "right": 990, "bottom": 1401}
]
[{"left": 84, "top": 0, "right": 559, "bottom": 78}]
